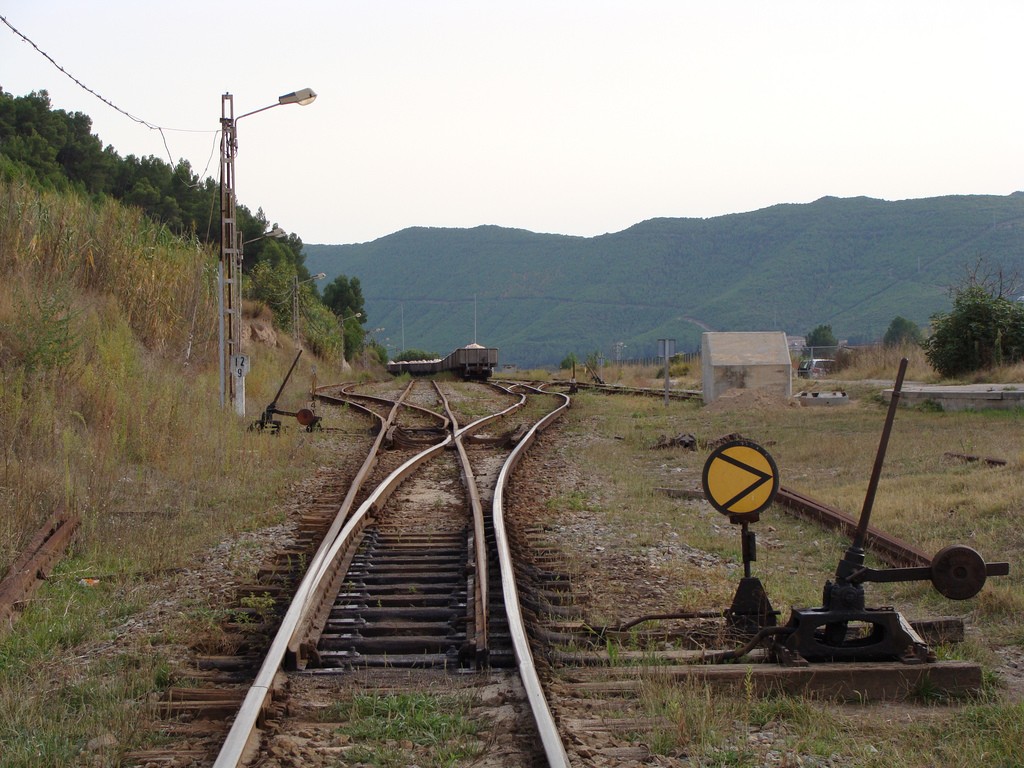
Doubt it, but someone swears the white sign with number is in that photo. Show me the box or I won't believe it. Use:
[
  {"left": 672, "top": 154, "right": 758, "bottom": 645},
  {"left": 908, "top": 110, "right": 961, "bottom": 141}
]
[{"left": 231, "top": 354, "right": 250, "bottom": 378}]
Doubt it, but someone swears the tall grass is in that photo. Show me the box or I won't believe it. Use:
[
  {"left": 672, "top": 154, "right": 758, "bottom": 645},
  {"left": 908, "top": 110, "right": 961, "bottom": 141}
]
[
  {"left": 1, "top": 178, "right": 211, "bottom": 356},
  {"left": 1, "top": 179, "right": 213, "bottom": 566},
  {"left": 0, "top": 178, "right": 328, "bottom": 766},
  {"left": 837, "top": 342, "right": 935, "bottom": 382},
  {"left": 0, "top": 178, "right": 320, "bottom": 568}
]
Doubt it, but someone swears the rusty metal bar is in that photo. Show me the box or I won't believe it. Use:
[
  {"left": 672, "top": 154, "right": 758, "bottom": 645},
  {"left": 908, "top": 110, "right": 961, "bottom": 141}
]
[
  {"left": 656, "top": 483, "right": 930, "bottom": 568},
  {"left": 775, "top": 485, "right": 929, "bottom": 568},
  {"left": 0, "top": 513, "right": 80, "bottom": 631},
  {"left": 944, "top": 452, "right": 1008, "bottom": 467}
]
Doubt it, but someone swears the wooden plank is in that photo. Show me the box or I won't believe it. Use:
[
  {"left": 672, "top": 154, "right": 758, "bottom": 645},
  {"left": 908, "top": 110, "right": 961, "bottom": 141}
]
[{"left": 562, "top": 661, "right": 982, "bottom": 701}]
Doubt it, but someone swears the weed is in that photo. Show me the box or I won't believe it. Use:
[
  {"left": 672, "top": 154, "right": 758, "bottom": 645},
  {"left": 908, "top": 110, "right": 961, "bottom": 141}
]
[
  {"left": 545, "top": 490, "right": 588, "bottom": 512},
  {"left": 239, "top": 592, "right": 277, "bottom": 622},
  {"left": 333, "top": 692, "right": 482, "bottom": 768},
  {"left": 606, "top": 638, "right": 620, "bottom": 665}
]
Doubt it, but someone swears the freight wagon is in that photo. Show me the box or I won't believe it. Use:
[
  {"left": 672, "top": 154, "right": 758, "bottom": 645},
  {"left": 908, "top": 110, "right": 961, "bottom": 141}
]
[{"left": 386, "top": 343, "right": 498, "bottom": 380}]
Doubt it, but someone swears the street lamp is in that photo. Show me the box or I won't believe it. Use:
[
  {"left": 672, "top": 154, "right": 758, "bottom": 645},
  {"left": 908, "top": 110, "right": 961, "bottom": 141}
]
[
  {"left": 219, "top": 88, "right": 316, "bottom": 418},
  {"left": 362, "top": 327, "right": 384, "bottom": 365},
  {"left": 242, "top": 226, "right": 287, "bottom": 248},
  {"left": 338, "top": 310, "right": 362, "bottom": 369},
  {"left": 292, "top": 272, "right": 327, "bottom": 346}
]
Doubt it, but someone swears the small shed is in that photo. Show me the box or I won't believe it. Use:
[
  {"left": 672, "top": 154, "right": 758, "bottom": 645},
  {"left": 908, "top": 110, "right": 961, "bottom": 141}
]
[{"left": 701, "top": 332, "right": 792, "bottom": 404}]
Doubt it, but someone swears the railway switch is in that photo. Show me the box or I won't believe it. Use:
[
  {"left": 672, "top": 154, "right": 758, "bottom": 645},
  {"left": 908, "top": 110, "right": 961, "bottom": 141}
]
[
  {"left": 767, "top": 359, "right": 1009, "bottom": 664},
  {"left": 700, "top": 359, "right": 1009, "bottom": 665},
  {"left": 250, "top": 350, "right": 323, "bottom": 433}
]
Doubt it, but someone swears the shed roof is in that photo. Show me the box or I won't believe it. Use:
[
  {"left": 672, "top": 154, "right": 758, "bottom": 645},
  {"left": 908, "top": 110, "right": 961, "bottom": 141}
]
[{"left": 702, "top": 332, "right": 791, "bottom": 365}]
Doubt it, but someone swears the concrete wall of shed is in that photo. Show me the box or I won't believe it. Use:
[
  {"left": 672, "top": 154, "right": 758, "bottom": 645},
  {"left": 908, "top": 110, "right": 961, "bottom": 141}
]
[{"left": 701, "top": 331, "right": 792, "bottom": 404}]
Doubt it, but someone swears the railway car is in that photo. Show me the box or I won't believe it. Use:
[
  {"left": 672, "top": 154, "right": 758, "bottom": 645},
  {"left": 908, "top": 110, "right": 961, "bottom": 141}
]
[
  {"left": 387, "top": 343, "right": 498, "bottom": 380},
  {"left": 446, "top": 343, "right": 498, "bottom": 380}
]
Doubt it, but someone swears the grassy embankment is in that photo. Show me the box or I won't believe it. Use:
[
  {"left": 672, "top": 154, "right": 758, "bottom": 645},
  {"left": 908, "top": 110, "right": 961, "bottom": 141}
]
[{"left": 0, "top": 178, "right": 331, "bottom": 766}]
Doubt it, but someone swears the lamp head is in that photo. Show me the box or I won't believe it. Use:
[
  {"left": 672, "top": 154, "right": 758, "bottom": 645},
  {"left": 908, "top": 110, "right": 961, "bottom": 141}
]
[
  {"left": 279, "top": 88, "right": 317, "bottom": 106},
  {"left": 313, "top": 272, "right": 327, "bottom": 280}
]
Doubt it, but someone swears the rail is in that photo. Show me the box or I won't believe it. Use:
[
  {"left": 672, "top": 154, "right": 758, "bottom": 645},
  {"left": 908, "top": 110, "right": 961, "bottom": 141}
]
[
  {"left": 491, "top": 384, "right": 572, "bottom": 768},
  {"left": 775, "top": 485, "right": 930, "bottom": 568},
  {"left": 214, "top": 381, "right": 536, "bottom": 767},
  {"left": 445, "top": 380, "right": 529, "bottom": 666},
  {"left": 215, "top": 381, "right": 428, "bottom": 767}
]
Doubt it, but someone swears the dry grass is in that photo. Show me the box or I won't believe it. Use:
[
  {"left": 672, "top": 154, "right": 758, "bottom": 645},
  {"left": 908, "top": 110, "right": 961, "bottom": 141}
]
[
  {"left": 564, "top": 383, "right": 1024, "bottom": 606},
  {"left": 546, "top": 375, "right": 1024, "bottom": 765},
  {"left": 0, "top": 181, "right": 318, "bottom": 575},
  {"left": 0, "top": 180, "right": 330, "bottom": 766},
  {"left": 837, "top": 343, "right": 936, "bottom": 382}
]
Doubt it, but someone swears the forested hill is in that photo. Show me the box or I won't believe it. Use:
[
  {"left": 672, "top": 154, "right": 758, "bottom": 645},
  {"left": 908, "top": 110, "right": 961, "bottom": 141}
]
[{"left": 305, "top": 193, "right": 1024, "bottom": 368}]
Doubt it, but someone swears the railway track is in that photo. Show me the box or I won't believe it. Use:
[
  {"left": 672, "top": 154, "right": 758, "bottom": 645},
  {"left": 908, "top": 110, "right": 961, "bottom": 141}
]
[
  {"left": 199, "top": 379, "right": 572, "bottom": 767},
  {"left": 131, "top": 378, "right": 993, "bottom": 767}
]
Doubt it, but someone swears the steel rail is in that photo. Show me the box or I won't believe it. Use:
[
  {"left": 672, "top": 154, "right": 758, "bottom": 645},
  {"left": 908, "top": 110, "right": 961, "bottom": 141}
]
[
  {"left": 215, "top": 381, "right": 426, "bottom": 767},
  {"left": 436, "top": 381, "right": 528, "bottom": 667},
  {"left": 215, "top": 450, "right": 452, "bottom": 766},
  {"left": 284, "top": 382, "right": 417, "bottom": 668},
  {"left": 0, "top": 512, "right": 79, "bottom": 631},
  {"left": 214, "top": 382, "right": 530, "bottom": 767},
  {"left": 434, "top": 380, "right": 492, "bottom": 665},
  {"left": 495, "top": 379, "right": 701, "bottom": 400},
  {"left": 322, "top": 383, "right": 451, "bottom": 430},
  {"left": 314, "top": 391, "right": 386, "bottom": 431},
  {"left": 570, "top": 381, "right": 701, "bottom": 399},
  {"left": 492, "top": 386, "right": 572, "bottom": 768},
  {"left": 656, "top": 483, "right": 932, "bottom": 569},
  {"left": 775, "top": 485, "right": 930, "bottom": 568}
]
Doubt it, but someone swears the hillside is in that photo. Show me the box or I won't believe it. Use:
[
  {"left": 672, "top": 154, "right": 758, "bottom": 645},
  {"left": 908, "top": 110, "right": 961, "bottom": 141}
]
[{"left": 304, "top": 193, "right": 1024, "bottom": 368}]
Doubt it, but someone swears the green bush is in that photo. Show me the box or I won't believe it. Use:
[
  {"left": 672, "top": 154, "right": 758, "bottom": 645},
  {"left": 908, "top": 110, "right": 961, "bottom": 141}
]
[{"left": 924, "top": 285, "right": 1024, "bottom": 377}]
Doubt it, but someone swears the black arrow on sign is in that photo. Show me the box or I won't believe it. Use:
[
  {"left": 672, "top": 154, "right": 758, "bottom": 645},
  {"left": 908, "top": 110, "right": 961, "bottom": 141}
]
[{"left": 715, "top": 451, "right": 772, "bottom": 511}]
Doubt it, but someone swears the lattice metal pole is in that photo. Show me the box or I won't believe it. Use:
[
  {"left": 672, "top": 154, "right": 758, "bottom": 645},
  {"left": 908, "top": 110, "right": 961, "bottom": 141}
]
[
  {"left": 220, "top": 93, "right": 243, "bottom": 415},
  {"left": 292, "top": 275, "right": 300, "bottom": 346}
]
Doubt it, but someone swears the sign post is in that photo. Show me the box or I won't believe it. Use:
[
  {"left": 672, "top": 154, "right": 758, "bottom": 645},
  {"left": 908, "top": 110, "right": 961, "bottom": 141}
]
[
  {"left": 657, "top": 338, "right": 675, "bottom": 406},
  {"left": 231, "top": 354, "right": 249, "bottom": 417},
  {"left": 702, "top": 438, "right": 780, "bottom": 630}
]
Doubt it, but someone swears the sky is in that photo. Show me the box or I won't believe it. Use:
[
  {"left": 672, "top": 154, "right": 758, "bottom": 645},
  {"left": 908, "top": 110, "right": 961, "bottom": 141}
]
[{"left": 3, "top": 1, "right": 1023, "bottom": 246}]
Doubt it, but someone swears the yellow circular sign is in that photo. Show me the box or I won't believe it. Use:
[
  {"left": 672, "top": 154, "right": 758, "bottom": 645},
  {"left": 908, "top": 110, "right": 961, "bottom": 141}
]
[{"left": 701, "top": 440, "right": 779, "bottom": 518}]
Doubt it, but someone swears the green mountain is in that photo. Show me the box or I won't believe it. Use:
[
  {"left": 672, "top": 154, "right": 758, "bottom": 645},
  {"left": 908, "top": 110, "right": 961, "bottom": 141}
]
[{"left": 304, "top": 194, "right": 1024, "bottom": 368}]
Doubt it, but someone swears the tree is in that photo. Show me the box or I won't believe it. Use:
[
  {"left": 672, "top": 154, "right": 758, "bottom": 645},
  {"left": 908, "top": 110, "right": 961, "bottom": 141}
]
[
  {"left": 323, "top": 275, "right": 366, "bottom": 321},
  {"left": 320, "top": 274, "right": 367, "bottom": 362},
  {"left": 924, "top": 285, "right": 1024, "bottom": 377},
  {"left": 882, "top": 316, "right": 924, "bottom": 347},
  {"left": 246, "top": 260, "right": 296, "bottom": 329},
  {"left": 805, "top": 324, "right": 837, "bottom": 351}
]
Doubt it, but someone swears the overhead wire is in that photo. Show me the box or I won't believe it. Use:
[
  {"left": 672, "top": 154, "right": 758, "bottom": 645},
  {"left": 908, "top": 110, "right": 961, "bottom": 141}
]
[{"left": 1, "top": 13, "right": 218, "bottom": 187}]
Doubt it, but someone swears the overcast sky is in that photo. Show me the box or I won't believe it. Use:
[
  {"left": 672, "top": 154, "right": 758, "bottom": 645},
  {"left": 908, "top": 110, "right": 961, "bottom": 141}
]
[{"left": 3, "top": 1, "right": 1022, "bottom": 245}]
